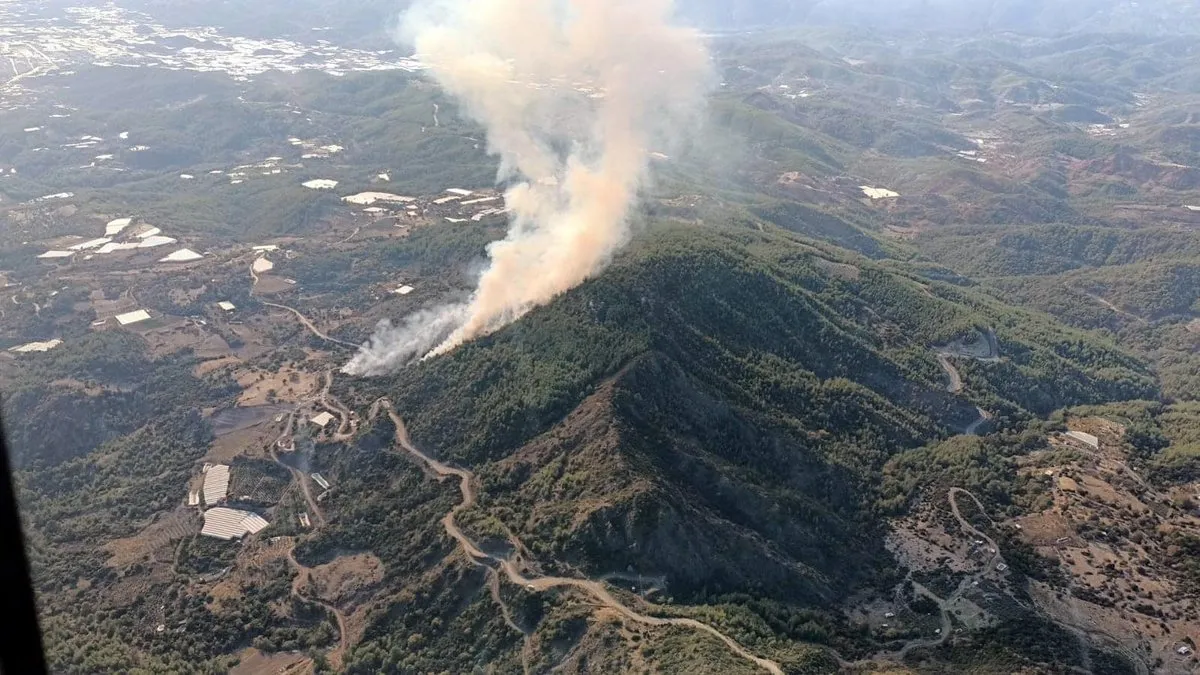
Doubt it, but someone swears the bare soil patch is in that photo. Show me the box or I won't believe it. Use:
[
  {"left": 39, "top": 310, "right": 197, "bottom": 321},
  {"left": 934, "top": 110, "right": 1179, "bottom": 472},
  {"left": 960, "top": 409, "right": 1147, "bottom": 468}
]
[
  {"left": 194, "top": 355, "right": 242, "bottom": 377},
  {"left": 141, "top": 321, "right": 232, "bottom": 359},
  {"left": 1014, "top": 427, "right": 1200, "bottom": 668},
  {"left": 229, "top": 647, "right": 313, "bottom": 675},
  {"left": 253, "top": 275, "right": 294, "bottom": 295},
  {"left": 309, "top": 553, "right": 385, "bottom": 606},
  {"left": 236, "top": 365, "right": 318, "bottom": 406},
  {"left": 206, "top": 424, "right": 276, "bottom": 463}
]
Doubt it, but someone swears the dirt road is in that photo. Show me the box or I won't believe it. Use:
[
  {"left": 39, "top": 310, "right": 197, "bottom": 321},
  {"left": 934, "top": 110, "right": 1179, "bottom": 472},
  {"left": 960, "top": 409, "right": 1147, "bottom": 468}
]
[
  {"left": 934, "top": 328, "right": 1000, "bottom": 435},
  {"left": 937, "top": 354, "right": 965, "bottom": 394},
  {"left": 487, "top": 569, "right": 533, "bottom": 675},
  {"left": 262, "top": 301, "right": 360, "bottom": 350},
  {"left": 285, "top": 541, "right": 349, "bottom": 670},
  {"left": 1076, "top": 288, "right": 1148, "bottom": 325},
  {"left": 377, "top": 400, "right": 785, "bottom": 675}
]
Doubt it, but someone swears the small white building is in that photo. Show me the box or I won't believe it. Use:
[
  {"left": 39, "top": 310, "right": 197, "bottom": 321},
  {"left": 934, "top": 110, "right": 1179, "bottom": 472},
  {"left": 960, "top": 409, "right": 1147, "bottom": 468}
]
[
  {"left": 311, "top": 473, "right": 331, "bottom": 490},
  {"left": 310, "top": 412, "right": 336, "bottom": 428},
  {"left": 393, "top": 285, "right": 415, "bottom": 296},
  {"left": 252, "top": 258, "right": 275, "bottom": 274},
  {"left": 217, "top": 301, "right": 236, "bottom": 312}
]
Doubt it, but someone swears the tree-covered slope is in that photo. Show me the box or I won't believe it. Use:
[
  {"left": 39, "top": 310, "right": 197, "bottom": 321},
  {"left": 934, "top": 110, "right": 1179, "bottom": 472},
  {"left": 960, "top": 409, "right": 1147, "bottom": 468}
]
[{"left": 346, "top": 224, "right": 1154, "bottom": 603}]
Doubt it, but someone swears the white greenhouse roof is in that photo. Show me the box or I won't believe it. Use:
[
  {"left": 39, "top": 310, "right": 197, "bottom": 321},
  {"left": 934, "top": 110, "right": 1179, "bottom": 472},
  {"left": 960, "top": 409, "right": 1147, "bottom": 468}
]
[
  {"left": 160, "top": 248, "right": 204, "bottom": 262},
  {"left": 115, "top": 309, "right": 152, "bottom": 325},
  {"left": 203, "top": 464, "right": 230, "bottom": 505},
  {"left": 10, "top": 339, "right": 63, "bottom": 353},
  {"left": 201, "top": 507, "right": 269, "bottom": 540}
]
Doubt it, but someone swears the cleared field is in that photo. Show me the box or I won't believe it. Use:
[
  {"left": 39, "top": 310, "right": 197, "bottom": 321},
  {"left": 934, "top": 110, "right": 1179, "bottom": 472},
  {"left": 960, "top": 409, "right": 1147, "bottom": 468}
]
[
  {"left": 236, "top": 366, "right": 319, "bottom": 406},
  {"left": 105, "top": 508, "right": 199, "bottom": 567},
  {"left": 229, "top": 647, "right": 312, "bottom": 675}
]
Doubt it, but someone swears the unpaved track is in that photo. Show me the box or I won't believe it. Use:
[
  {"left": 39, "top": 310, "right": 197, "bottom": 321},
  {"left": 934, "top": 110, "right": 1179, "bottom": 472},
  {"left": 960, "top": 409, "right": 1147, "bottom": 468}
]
[
  {"left": 262, "top": 301, "right": 360, "bottom": 349},
  {"left": 285, "top": 541, "right": 349, "bottom": 670},
  {"left": 376, "top": 400, "right": 784, "bottom": 675},
  {"left": 937, "top": 354, "right": 964, "bottom": 394},
  {"left": 274, "top": 448, "right": 325, "bottom": 527},
  {"left": 249, "top": 259, "right": 358, "bottom": 350},
  {"left": 488, "top": 569, "right": 533, "bottom": 675},
  {"left": 1076, "top": 287, "right": 1148, "bottom": 325},
  {"left": 934, "top": 328, "right": 1000, "bottom": 435}
]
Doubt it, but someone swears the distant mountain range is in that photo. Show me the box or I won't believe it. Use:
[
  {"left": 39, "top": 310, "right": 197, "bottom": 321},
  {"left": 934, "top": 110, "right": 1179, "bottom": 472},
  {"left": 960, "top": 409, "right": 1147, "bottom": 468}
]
[
  {"left": 117, "top": 0, "right": 1200, "bottom": 47},
  {"left": 683, "top": 0, "right": 1200, "bottom": 35}
]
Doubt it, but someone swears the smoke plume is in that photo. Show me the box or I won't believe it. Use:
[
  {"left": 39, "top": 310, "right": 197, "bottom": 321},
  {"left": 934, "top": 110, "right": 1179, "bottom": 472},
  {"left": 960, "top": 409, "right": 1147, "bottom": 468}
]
[{"left": 344, "top": 0, "right": 710, "bottom": 375}]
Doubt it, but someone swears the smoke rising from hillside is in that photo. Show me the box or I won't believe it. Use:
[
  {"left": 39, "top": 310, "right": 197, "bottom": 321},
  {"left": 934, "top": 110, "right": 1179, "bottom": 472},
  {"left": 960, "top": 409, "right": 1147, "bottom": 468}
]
[{"left": 343, "top": 0, "right": 710, "bottom": 376}]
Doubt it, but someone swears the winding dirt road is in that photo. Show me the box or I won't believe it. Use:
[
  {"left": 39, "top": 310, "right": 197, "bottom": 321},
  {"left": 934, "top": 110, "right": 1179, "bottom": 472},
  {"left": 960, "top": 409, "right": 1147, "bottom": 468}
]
[
  {"left": 375, "top": 400, "right": 785, "bottom": 675},
  {"left": 934, "top": 329, "right": 1001, "bottom": 435},
  {"left": 285, "top": 541, "right": 349, "bottom": 670},
  {"left": 262, "top": 301, "right": 360, "bottom": 350},
  {"left": 937, "top": 354, "right": 965, "bottom": 394}
]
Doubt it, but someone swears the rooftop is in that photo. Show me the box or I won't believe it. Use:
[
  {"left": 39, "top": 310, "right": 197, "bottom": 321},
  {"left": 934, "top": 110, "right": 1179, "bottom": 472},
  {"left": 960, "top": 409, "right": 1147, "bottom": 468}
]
[
  {"left": 201, "top": 507, "right": 269, "bottom": 540},
  {"left": 860, "top": 186, "right": 900, "bottom": 199},
  {"left": 160, "top": 248, "right": 203, "bottom": 262},
  {"left": 302, "top": 179, "right": 339, "bottom": 190},
  {"left": 202, "top": 464, "right": 230, "bottom": 505},
  {"left": 343, "top": 192, "right": 415, "bottom": 206},
  {"left": 114, "top": 309, "right": 152, "bottom": 326}
]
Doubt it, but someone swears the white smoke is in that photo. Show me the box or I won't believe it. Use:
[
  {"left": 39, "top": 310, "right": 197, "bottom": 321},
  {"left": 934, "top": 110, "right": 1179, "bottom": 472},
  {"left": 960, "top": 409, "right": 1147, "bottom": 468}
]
[
  {"left": 345, "top": 0, "right": 711, "bottom": 374},
  {"left": 343, "top": 304, "right": 467, "bottom": 376}
]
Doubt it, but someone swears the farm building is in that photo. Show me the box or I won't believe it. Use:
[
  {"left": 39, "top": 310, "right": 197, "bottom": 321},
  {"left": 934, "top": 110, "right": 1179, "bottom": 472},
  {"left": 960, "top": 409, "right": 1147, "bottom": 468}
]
[
  {"left": 201, "top": 507, "right": 269, "bottom": 540},
  {"left": 310, "top": 412, "right": 336, "bottom": 428},
  {"left": 115, "top": 309, "right": 152, "bottom": 326}
]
